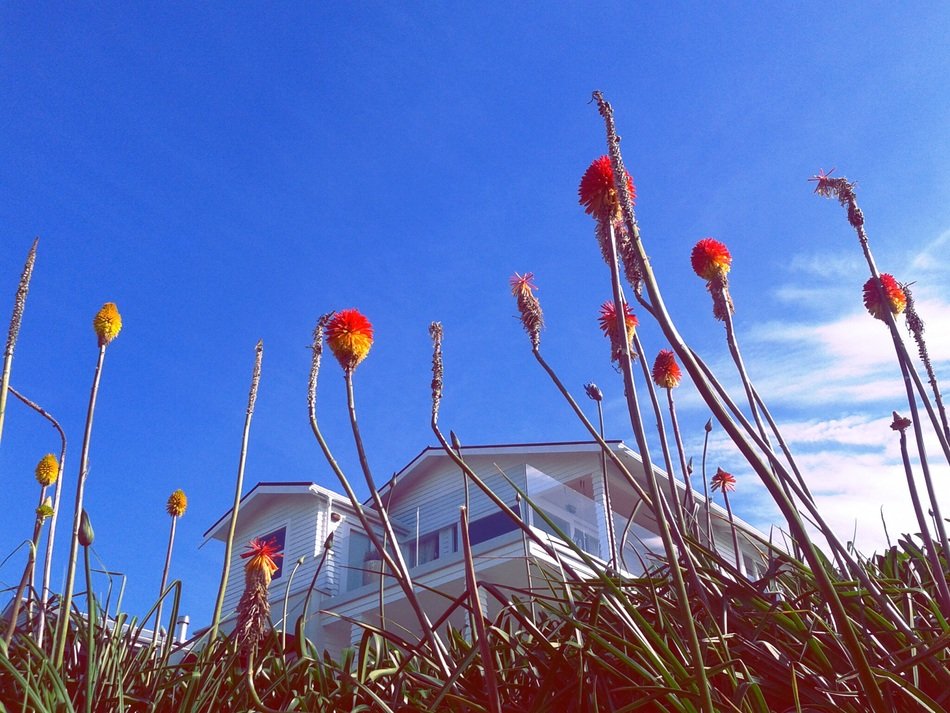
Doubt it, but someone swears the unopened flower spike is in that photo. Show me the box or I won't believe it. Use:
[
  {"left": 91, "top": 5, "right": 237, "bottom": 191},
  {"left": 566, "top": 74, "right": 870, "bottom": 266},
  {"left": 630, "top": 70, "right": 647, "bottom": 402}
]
[
  {"left": 598, "top": 300, "right": 638, "bottom": 363},
  {"left": 325, "top": 309, "right": 374, "bottom": 371},
  {"left": 579, "top": 155, "right": 636, "bottom": 224},
  {"left": 34, "top": 453, "right": 59, "bottom": 487},
  {"left": 651, "top": 350, "right": 682, "bottom": 389},
  {"left": 862, "top": 274, "right": 906, "bottom": 321},
  {"left": 93, "top": 302, "right": 122, "bottom": 347},
  {"left": 890, "top": 411, "right": 912, "bottom": 432},
  {"left": 36, "top": 497, "right": 54, "bottom": 522}
]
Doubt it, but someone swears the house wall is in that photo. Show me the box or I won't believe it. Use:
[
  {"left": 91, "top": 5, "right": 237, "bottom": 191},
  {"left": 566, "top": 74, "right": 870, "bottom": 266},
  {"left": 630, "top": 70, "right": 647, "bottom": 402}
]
[{"left": 219, "top": 492, "right": 326, "bottom": 623}]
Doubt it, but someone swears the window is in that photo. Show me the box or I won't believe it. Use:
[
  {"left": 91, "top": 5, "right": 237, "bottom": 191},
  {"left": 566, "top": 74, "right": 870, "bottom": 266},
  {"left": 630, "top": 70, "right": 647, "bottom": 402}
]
[
  {"left": 258, "top": 527, "right": 286, "bottom": 580},
  {"left": 468, "top": 510, "right": 519, "bottom": 546},
  {"left": 415, "top": 532, "right": 440, "bottom": 566},
  {"left": 347, "top": 530, "right": 372, "bottom": 591}
]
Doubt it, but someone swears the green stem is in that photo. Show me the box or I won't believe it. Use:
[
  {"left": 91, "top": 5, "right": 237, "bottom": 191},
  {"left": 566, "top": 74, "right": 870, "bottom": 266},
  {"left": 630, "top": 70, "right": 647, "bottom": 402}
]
[
  {"left": 84, "top": 544, "right": 96, "bottom": 713},
  {"left": 210, "top": 339, "right": 263, "bottom": 642},
  {"left": 54, "top": 345, "right": 106, "bottom": 668},
  {"left": 897, "top": 425, "right": 950, "bottom": 612},
  {"left": 155, "top": 515, "right": 177, "bottom": 638},
  {"left": 343, "top": 371, "right": 450, "bottom": 673},
  {"left": 603, "top": 220, "right": 712, "bottom": 712}
]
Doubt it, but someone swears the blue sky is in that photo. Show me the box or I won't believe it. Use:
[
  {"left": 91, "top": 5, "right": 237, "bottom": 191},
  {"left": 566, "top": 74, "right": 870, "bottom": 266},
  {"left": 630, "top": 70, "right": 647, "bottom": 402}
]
[{"left": 2, "top": 4, "right": 948, "bottom": 627}]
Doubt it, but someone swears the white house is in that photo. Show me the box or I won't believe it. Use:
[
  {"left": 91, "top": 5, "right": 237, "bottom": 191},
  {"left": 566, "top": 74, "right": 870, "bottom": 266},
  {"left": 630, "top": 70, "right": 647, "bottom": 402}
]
[{"left": 202, "top": 440, "right": 766, "bottom": 657}]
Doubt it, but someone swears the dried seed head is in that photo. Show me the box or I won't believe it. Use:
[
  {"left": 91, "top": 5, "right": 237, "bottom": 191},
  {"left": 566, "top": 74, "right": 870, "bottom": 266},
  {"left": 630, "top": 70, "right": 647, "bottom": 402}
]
[
  {"left": 429, "top": 321, "right": 444, "bottom": 420},
  {"left": 510, "top": 272, "right": 543, "bottom": 350}
]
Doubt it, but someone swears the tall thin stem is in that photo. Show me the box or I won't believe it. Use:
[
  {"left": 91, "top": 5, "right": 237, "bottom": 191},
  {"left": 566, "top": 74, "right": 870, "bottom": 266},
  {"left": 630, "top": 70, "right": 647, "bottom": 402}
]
[
  {"left": 665, "top": 389, "right": 693, "bottom": 530},
  {"left": 903, "top": 285, "right": 950, "bottom": 443},
  {"left": 209, "top": 339, "right": 263, "bottom": 641},
  {"left": 603, "top": 220, "right": 712, "bottom": 711},
  {"left": 155, "top": 515, "right": 178, "bottom": 636},
  {"left": 595, "top": 91, "right": 884, "bottom": 708},
  {"left": 594, "top": 397, "right": 618, "bottom": 567},
  {"left": 0, "top": 238, "right": 37, "bottom": 450},
  {"left": 721, "top": 490, "right": 741, "bottom": 572},
  {"left": 631, "top": 331, "right": 686, "bottom": 534},
  {"left": 700, "top": 421, "right": 714, "bottom": 549},
  {"left": 343, "top": 371, "right": 449, "bottom": 670},
  {"left": 894, "top": 414, "right": 950, "bottom": 612},
  {"left": 3, "top": 489, "right": 47, "bottom": 646},
  {"left": 54, "top": 345, "right": 106, "bottom": 668},
  {"left": 4, "top": 387, "right": 68, "bottom": 648}
]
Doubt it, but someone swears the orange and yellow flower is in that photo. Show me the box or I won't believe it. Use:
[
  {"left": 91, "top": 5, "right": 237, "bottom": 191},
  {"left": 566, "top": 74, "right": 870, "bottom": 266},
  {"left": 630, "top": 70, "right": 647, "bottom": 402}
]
[
  {"left": 651, "top": 350, "right": 682, "bottom": 389},
  {"left": 166, "top": 489, "right": 188, "bottom": 518},
  {"left": 862, "top": 274, "right": 906, "bottom": 321},
  {"left": 710, "top": 468, "right": 736, "bottom": 493},
  {"left": 325, "top": 309, "right": 374, "bottom": 371},
  {"left": 598, "top": 300, "right": 638, "bottom": 362},
  {"left": 691, "top": 239, "right": 732, "bottom": 281},
  {"left": 34, "top": 453, "right": 59, "bottom": 487},
  {"left": 93, "top": 302, "right": 122, "bottom": 347},
  {"left": 241, "top": 537, "right": 283, "bottom": 583},
  {"left": 579, "top": 156, "right": 636, "bottom": 223}
]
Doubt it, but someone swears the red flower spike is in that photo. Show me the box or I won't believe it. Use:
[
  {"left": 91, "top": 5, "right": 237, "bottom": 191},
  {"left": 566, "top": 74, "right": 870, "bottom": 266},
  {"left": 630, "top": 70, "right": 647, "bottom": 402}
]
[
  {"left": 862, "top": 274, "right": 907, "bottom": 321},
  {"left": 809, "top": 167, "right": 837, "bottom": 197},
  {"left": 509, "top": 272, "right": 538, "bottom": 299},
  {"left": 598, "top": 300, "right": 638, "bottom": 362},
  {"left": 325, "top": 309, "right": 374, "bottom": 371},
  {"left": 651, "top": 349, "right": 682, "bottom": 389},
  {"left": 241, "top": 537, "right": 283, "bottom": 577},
  {"left": 691, "top": 238, "right": 732, "bottom": 281},
  {"left": 710, "top": 467, "right": 736, "bottom": 493},
  {"left": 579, "top": 156, "right": 636, "bottom": 222}
]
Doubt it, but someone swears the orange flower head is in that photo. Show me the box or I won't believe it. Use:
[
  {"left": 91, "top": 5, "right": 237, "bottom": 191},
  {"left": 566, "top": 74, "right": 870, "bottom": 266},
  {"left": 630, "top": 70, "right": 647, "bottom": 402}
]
[
  {"left": 325, "top": 309, "right": 374, "bottom": 371},
  {"left": 166, "top": 489, "right": 187, "bottom": 518},
  {"left": 691, "top": 239, "right": 732, "bottom": 281},
  {"left": 35, "top": 453, "right": 59, "bottom": 487},
  {"left": 651, "top": 350, "right": 682, "bottom": 389},
  {"left": 579, "top": 156, "right": 636, "bottom": 223},
  {"left": 710, "top": 468, "right": 736, "bottom": 493},
  {"left": 241, "top": 537, "right": 283, "bottom": 579},
  {"left": 862, "top": 274, "right": 906, "bottom": 321},
  {"left": 93, "top": 302, "right": 122, "bottom": 347},
  {"left": 598, "top": 300, "right": 638, "bottom": 362}
]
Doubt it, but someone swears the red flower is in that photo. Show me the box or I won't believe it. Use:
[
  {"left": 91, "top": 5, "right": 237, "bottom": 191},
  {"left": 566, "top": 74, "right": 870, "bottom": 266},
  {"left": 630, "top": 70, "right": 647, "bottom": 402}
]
[
  {"left": 579, "top": 156, "right": 636, "bottom": 222},
  {"left": 598, "top": 300, "right": 638, "bottom": 362},
  {"left": 809, "top": 167, "right": 837, "bottom": 197},
  {"left": 691, "top": 238, "right": 732, "bottom": 280},
  {"left": 509, "top": 271, "right": 538, "bottom": 298},
  {"left": 240, "top": 537, "right": 283, "bottom": 578},
  {"left": 862, "top": 274, "right": 906, "bottom": 321},
  {"left": 325, "top": 309, "right": 374, "bottom": 371},
  {"left": 710, "top": 468, "right": 736, "bottom": 493},
  {"left": 651, "top": 350, "right": 682, "bottom": 389}
]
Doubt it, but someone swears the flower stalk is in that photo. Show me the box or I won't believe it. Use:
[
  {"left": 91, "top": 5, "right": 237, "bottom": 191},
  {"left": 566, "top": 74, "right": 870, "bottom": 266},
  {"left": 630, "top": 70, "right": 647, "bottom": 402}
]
[
  {"left": 210, "top": 339, "right": 263, "bottom": 642},
  {"left": 595, "top": 90, "right": 885, "bottom": 708},
  {"left": 55, "top": 300, "right": 121, "bottom": 668},
  {"left": 0, "top": 238, "right": 38, "bottom": 450},
  {"left": 156, "top": 489, "right": 187, "bottom": 637}
]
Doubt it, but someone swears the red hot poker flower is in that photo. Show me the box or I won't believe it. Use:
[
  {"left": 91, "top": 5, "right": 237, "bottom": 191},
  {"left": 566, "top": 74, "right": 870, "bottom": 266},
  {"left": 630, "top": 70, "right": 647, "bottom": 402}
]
[
  {"left": 710, "top": 468, "right": 736, "bottom": 493},
  {"left": 862, "top": 274, "right": 907, "bottom": 321},
  {"left": 579, "top": 156, "right": 636, "bottom": 223},
  {"left": 241, "top": 537, "right": 283, "bottom": 581},
  {"left": 598, "top": 300, "right": 638, "bottom": 362},
  {"left": 325, "top": 309, "right": 374, "bottom": 371},
  {"left": 651, "top": 350, "right": 682, "bottom": 389},
  {"left": 691, "top": 238, "right": 732, "bottom": 281}
]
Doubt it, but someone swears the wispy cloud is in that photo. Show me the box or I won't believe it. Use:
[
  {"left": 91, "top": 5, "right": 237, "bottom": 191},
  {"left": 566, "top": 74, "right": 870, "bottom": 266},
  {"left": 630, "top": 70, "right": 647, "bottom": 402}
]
[{"left": 679, "top": 230, "right": 950, "bottom": 553}]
